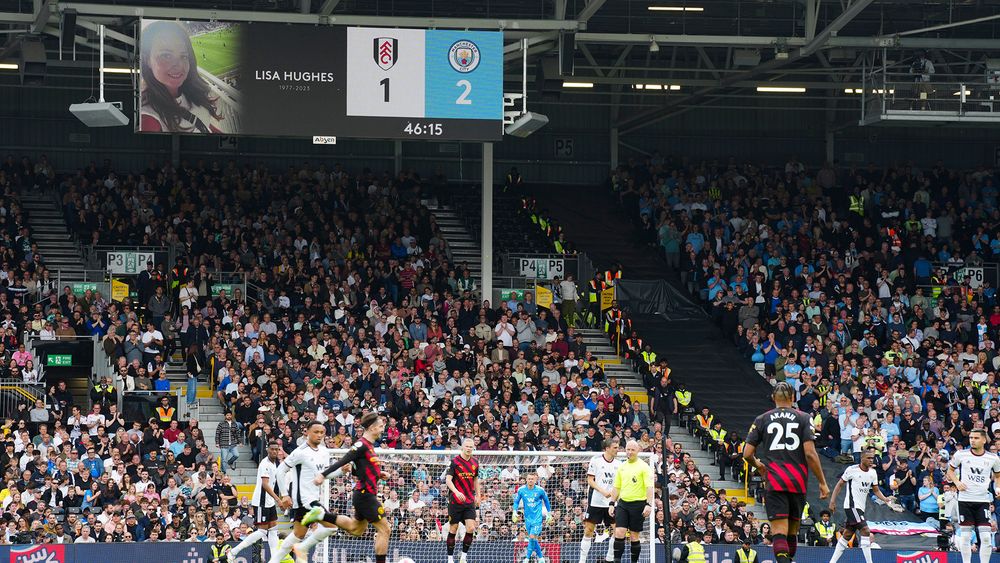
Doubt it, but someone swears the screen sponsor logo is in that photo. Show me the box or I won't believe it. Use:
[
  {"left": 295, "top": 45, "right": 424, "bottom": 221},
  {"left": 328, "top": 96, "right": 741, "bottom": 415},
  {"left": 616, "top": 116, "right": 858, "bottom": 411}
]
[{"left": 374, "top": 37, "right": 398, "bottom": 70}]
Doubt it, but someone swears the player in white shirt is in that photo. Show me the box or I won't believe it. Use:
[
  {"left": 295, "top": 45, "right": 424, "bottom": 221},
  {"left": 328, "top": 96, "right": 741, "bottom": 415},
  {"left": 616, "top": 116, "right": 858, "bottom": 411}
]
[
  {"left": 579, "top": 439, "right": 622, "bottom": 563},
  {"left": 270, "top": 421, "right": 335, "bottom": 563},
  {"left": 827, "top": 449, "right": 902, "bottom": 563},
  {"left": 230, "top": 441, "right": 284, "bottom": 560},
  {"left": 947, "top": 429, "right": 1000, "bottom": 563}
]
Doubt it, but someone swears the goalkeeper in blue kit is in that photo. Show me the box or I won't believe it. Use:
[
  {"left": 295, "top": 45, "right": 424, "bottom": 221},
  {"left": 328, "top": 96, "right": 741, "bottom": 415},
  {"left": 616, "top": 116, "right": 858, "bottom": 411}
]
[{"left": 512, "top": 473, "right": 553, "bottom": 563}]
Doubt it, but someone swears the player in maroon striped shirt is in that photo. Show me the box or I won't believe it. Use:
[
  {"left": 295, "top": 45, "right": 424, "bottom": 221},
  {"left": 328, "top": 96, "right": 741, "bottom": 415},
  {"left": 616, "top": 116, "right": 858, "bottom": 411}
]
[
  {"left": 446, "top": 438, "right": 481, "bottom": 563},
  {"left": 743, "top": 383, "right": 829, "bottom": 563}
]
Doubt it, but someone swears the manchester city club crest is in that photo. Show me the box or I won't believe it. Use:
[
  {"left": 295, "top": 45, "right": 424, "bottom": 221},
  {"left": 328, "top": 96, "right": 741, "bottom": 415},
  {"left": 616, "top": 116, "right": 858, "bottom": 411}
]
[
  {"left": 448, "top": 40, "right": 481, "bottom": 73},
  {"left": 374, "top": 37, "right": 398, "bottom": 70}
]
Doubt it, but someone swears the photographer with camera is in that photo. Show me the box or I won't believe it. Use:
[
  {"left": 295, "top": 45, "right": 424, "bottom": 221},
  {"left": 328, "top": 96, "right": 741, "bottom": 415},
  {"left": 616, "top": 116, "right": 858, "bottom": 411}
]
[{"left": 910, "top": 50, "right": 935, "bottom": 110}]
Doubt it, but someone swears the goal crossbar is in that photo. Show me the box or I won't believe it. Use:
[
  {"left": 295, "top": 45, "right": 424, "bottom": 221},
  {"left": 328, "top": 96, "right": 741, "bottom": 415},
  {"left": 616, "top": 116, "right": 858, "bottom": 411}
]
[{"left": 317, "top": 449, "right": 659, "bottom": 563}]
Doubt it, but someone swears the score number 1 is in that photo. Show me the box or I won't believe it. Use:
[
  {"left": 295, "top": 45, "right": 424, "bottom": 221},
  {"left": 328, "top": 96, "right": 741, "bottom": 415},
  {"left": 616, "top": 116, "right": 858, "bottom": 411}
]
[{"left": 379, "top": 78, "right": 473, "bottom": 105}]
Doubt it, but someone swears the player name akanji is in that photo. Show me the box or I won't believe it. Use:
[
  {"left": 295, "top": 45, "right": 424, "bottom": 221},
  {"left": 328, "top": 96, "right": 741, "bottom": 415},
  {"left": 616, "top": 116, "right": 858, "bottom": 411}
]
[{"left": 254, "top": 70, "right": 335, "bottom": 83}]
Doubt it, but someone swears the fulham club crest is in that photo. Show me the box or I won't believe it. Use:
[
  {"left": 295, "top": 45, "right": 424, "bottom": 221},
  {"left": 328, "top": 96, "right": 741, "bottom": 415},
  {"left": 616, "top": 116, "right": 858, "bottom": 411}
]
[{"left": 374, "top": 37, "right": 398, "bottom": 70}]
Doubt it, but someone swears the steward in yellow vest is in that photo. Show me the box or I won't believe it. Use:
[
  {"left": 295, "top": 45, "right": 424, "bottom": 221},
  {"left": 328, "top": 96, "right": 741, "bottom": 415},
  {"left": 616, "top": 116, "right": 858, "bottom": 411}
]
[
  {"left": 849, "top": 194, "right": 864, "bottom": 216},
  {"left": 210, "top": 535, "right": 231, "bottom": 563},
  {"left": 736, "top": 541, "right": 758, "bottom": 563},
  {"left": 813, "top": 510, "right": 837, "bottom": 546},
  {"left": 678, "top": 533, "right": 706, "bottom": 563}
]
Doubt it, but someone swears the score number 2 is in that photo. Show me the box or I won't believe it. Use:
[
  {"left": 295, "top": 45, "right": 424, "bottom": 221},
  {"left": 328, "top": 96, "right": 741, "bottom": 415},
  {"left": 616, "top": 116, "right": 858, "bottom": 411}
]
[{"left": 378, "top": 78, "right": 473, "bottom": 105}]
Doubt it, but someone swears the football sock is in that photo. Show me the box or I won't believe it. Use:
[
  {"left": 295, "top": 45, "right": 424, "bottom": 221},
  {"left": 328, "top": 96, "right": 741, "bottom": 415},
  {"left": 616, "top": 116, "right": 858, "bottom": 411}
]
[
  {"left": 266, "top": 529, "right": 280, "bottom": 560},
  {"left": 630, "top": 541, "right": 641, "bottom": 563},
  {"left": 772, "top": 534, "right": 790, "bottom": 563},
  {"left": 268, "top": 532, "right": 301, "bottom": 563},
  {"left": 829, "top": 536, "right": 849, "bottom": 563},
  {"left": 978, "top": 526, "right": 993, "bottom": 563},
  {"left": 579, "top": 536, "right": 593, "bottom": 563},
  {"left": 613, "top": 538, "right": 625, "bottom": 563},
  {"left": 860, "top": 534, "right": 874, "bottom": 563},
  {"left": 528, "top": 538, "right": 543, "bottom": 558},
  {"left": 231, "top": 528, "right": 266, "bottom": 555},
  {"left": 299, "top": 526, "right": 336, "bottom": 551},
  {"left": 448, "top": 532, "right": 457, "bottom": 556},
  {"left": 463, "top": 532, "right": 474, "bottom": 553},
  {"left": 959, "top": 528, "right": 973, "bottom": 563}
]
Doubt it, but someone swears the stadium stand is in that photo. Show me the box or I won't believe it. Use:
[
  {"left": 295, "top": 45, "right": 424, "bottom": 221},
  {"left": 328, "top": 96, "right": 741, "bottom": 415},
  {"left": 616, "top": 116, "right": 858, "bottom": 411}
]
[
  {"left": 566, "top": 155, "right": 1000, "bottom": 546},
  {"left": 0, "top": 155, "right": 769, "bottom": 550}
]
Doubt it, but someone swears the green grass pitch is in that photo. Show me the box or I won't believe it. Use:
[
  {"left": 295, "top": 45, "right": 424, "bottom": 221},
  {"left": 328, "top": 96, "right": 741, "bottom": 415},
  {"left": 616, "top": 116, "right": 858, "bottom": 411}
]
[{"left": 191, "top": 28, "right": 239, "bottom": 77}]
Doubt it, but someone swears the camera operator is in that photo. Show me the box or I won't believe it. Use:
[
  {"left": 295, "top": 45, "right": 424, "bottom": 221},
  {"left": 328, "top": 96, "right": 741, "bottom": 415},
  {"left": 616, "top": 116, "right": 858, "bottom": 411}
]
[
  {"left": 936, "top": 481, "right": 958, "bottom": 550},
  {"left": 910, "top": 50, "right": 935, "bottom": 109}
]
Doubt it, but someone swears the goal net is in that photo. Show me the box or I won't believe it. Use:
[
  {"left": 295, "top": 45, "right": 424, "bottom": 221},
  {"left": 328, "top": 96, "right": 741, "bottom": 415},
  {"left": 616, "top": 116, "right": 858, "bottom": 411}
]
[{"left": 315, "top": 449, "right": 659, "bottom": 563}]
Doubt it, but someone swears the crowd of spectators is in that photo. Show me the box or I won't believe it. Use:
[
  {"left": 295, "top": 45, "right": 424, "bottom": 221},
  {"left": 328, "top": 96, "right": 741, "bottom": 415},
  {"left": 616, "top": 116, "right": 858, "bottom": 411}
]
[
  {"left": 612, "top": 153, "right": 1000, "bottom": 526},
  {"left": 0, "top": 153, "right": 764, "bottom": 549}
]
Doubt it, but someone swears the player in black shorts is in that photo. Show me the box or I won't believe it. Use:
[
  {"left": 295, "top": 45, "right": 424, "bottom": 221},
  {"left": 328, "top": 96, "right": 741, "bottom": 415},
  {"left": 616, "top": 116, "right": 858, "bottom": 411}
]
[
  {"left": 827, "top": 449, "right": 902, "bottom": 563},
  {"left": 446, "top": 438, "right": 481, "bottom": 563},
  {"left": 743, "top": 383, "right": 829, "bottom": 563},
  {"left": 299, "top": 413, "right": 391, "bottom": 563},
  {"left": 946, "top": 429, "right": 1000, "bottom": 563}
]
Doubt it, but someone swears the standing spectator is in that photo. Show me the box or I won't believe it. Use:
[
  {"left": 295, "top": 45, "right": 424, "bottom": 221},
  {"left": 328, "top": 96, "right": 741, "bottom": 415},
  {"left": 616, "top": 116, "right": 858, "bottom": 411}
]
[
  {"left": 215, "top": 411, "right": 242, "bottom": 472},
  {"left": 559, "top": 274, "right": 579, "bottom": 326}
]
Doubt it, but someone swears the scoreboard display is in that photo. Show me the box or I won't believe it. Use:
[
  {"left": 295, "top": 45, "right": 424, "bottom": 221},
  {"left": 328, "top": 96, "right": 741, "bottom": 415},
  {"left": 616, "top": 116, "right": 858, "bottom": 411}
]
[{"left": 136, "top": 20, "right": 503, "bottom": 140}]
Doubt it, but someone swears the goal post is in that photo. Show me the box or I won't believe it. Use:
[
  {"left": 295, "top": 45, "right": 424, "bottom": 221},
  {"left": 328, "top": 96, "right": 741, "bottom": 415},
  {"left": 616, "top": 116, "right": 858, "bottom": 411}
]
[{"left": 318, "top": 449, "right": 659, "bottom": 563}]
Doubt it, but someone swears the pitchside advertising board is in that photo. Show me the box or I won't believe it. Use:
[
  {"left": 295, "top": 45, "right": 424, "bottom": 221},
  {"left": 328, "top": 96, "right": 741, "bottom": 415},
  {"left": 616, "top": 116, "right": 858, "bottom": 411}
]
[
  {"left": 0, "top": 543, "right": 993, "bottom": 563},
  {"left": 136, "top": 20, "right": 503, "bottom": 140}
]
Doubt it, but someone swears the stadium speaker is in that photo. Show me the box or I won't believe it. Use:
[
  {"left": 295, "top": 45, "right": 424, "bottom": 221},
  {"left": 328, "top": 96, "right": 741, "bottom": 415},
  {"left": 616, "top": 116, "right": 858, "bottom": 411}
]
[
  {"left": 61, "top": 9, "right": 78, "bottom": 51},
  {"left": 732, "top": 49, "right": 761, "bottom": 67},
  {"left": 536, "top": 56, "right": 561, "bottom": 101},
  {"left": 559, "top": 31, "right": 576, "bottom": 76},
  {"left": 505, "top": 111, "right": 549, "bottom": 138},
  {"left": 18, "top": 39, "right": 46, "bottom": 85}
]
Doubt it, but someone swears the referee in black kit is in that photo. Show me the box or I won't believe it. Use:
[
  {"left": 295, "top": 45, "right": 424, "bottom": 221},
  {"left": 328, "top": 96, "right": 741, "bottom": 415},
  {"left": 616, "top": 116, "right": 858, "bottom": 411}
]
[{"left": 609, "top": 440, "right": 655, "bottom": 563}]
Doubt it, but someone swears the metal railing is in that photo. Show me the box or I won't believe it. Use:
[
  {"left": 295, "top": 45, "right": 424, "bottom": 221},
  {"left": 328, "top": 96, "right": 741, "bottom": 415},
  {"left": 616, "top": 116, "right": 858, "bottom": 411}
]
[
  {"left": 24, "top": 334, "right": 107, "bottom": 390},
  {"left": 862, "top": 65, "right": 1000, "bottom": 120},
  {"left": 85, "top": 245, "right": 174, "bottom": 273},
  {"left": 0, "top": 379, "right": 46, "bottom": 418},
  {"left": 211, "top": 271, "right": 247, "bottom": 303},
  {"left": 498, "top": 251, "right": 596, "bottom": 284}
]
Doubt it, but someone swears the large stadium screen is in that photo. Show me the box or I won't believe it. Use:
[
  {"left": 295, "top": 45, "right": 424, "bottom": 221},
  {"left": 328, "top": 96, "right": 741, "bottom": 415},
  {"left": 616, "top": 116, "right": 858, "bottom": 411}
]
[{"left": 136, "top": 20, "right": 503, "bottom": 140}]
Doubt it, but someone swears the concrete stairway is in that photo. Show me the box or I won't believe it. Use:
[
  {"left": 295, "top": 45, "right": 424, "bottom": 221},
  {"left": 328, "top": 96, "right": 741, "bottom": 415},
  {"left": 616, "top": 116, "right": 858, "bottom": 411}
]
[
  {"left": 574, "top": 327, "right": 648, "bottom": 406},
  {"left": 426, "top": 202, "right": 482, "bottom": 284},
  {"left": 20, "top": 191, "right": 87, "bottom": 280},
  {"left": 574, "top": 326, "right": 764, "bottom": 518},
  {"left": 669, "top": 426, "right": 767, "bottom": 521},
  {"left": 193, "top": 395, "right": 259, "bottom": 484}
]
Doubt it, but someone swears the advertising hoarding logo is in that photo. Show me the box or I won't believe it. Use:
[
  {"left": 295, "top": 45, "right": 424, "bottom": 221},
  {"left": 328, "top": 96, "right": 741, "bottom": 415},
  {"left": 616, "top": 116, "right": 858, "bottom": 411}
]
[
  {"left": 448, "top": 40, "right": 481, "bottom": 73},
  {"left": 10, "top": 544, "right": 65, "bottom": 563},
  {"left": 374, "top": 37, "right": 398, "bottom": 70},
  {"left": 895, "top": 551, "right": 947, "bottom": 563}
]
